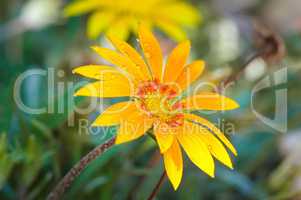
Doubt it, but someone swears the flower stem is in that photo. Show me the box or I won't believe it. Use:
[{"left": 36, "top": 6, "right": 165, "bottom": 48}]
[
  {"left": 47, "top": 137, "right": 116, "bottom": 200},
  {"left": 147, "top": 170, "right": 166, "bottom": 200},
  {"left": 221, "top": 21, "right": 285, "bottom": 89},
  {"left": 221, "top": 52, "right": 261, "bottom": 88}
]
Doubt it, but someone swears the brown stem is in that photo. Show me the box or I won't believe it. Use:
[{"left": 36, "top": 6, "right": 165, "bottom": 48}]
[
  {"left": 221, "top": 52, "right": 261, "bottom": 88},
  {"left": 220, "top": 21, "right": 285, "bottom": 90},
  {"left": 47, "top": 137, "right": 116, "bottom": 200},
  {"left": 147, "top": 170, "right": 166, "bottom": 200}
]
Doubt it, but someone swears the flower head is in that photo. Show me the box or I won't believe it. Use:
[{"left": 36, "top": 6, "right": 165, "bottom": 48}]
[
  {"left": 64, "top": 0, "right": 201, "bottom": 41},
  {"left": 73, "top": 25, "right": 239, "bottom": 190}
]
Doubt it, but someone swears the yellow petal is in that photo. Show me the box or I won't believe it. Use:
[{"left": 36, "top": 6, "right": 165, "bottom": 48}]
[
  {"left": 91, "top": 46, "right": 144, "bottom": 81},
  {"left": 175, "top": 60, "right": 205, "bottom": 91},
  {"left": 106, "top": 18, "right": 131, "bottom": 41},
  {"left": 163, "top": 40, "right": 190, "bottom": 83},
  {"left": 182, "top": 92, "right": 239, "bottom": 111},
  {"left": 92, "top": 101, "right": 138, "bottom": 126},
  {"left": 154, "top": 123, "right": 175, "bottom": 153},
  {"left": 177, "top": 122, "right": 215, "bottom": 177},
  {"left": 155, "top": 20, "right": 187, "bottom": 41},
  {"left": 72, "top": 65, "right": 121, "bottom": 80},
  {"left": 157, "top": 2, "right": 201, "bottom": 26},
  {"left": 138, "top": 24, "right": 163, "bottom": 81},
  {"left": 74, "top": 79, "right": 132, "bottom": 98},
  {"left": 163, "top": 140, "right": 183, "bottom": 190},
  {"left": 184, "top": 114, "right": 237, "bottom": 156},
  {"left": 87, "top": 11, "right": 114, "bottom": 39},
  {"left": 107, "top": 34, "right": 151, "bottom": 80},
  {"left": 63, "top": 0, "right": 106, "bottom": 17},
  {"left": 186, "top": 121, "right": 233, "bottom": 169},
  {"left": 115, "top": 114, "right": 153, "bottom": 144}
]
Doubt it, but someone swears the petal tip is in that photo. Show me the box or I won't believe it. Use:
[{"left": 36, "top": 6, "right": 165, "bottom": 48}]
[
  {"left": 232, "top": 100, "right": 240, "bottom": 109},
  {"left": 227, "top": 162, "right": 234, "bottom": 170},
  {"left": 72, "top": 67, "right": 80, "bottom": 74},
  {"left": 90, "top": 122, "right": 99, "bottom": 127},
  {"left": 171, "top": 182, "right": 180, "bottom": 190},
  {"left": 206, "top": 169, "right": 215, "bottom": 178},
  {"left": 230, "top": 145, "right": 238, "bottom": 156},
  {"left": 114, "top": 137, "right": 123, "bottom": 145},
  {"left": 90, "top": 46, "right": 100, "bottom": 52}
]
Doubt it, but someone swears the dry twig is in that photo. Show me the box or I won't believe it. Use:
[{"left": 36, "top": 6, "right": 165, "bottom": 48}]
[{"left": 47, "top": 137, "right": 116, "bottom": 200}]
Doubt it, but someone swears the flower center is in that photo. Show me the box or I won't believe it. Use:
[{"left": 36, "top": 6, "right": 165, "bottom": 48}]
[{"left": 136, "top": 79, "right": 184, "bottom": 127}]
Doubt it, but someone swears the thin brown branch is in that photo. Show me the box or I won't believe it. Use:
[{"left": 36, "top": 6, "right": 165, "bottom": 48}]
[
  {"left": 47, "top": 137, "right": 116, "bottom": 200},
  {"left": 147, "top": 170, "right": 166, "bottom": 200},
  {"left": 221, "top": 20, "right": 286, "bottom": 89},
  {"left": 221, "top": 52, "right": 261, "bottom": 88}
]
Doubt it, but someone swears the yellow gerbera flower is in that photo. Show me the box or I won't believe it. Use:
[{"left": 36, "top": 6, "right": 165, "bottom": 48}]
[
  {"left": 73, "top": 25, "right": 239, "bottom": 190},
  {"left": 64, "top": 0, "right": 200, "bottom": 41}
]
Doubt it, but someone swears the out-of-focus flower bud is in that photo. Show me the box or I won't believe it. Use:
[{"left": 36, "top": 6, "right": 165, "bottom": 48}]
[{"left": 253, "top": 21, "right": 286, "bottom": 65}]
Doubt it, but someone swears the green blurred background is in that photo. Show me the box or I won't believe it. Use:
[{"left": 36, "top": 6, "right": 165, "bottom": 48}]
[{"left": 1, "top": 0, "right": 301, "bottom": 199}]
